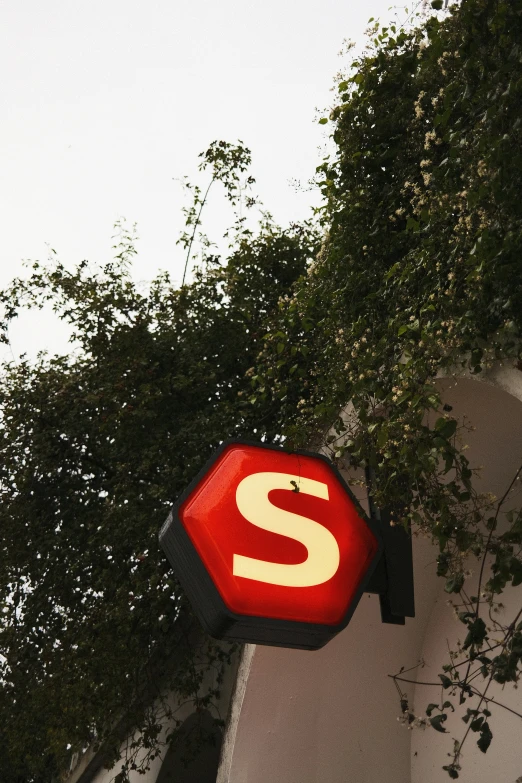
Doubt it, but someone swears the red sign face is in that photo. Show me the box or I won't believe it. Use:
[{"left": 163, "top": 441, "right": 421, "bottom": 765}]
[{"left": 177, "top": 443, "right": 379, "bottom": 627}]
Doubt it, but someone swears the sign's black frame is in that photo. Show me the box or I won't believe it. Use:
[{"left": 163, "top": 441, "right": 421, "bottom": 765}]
[{"left": 159, "top": 439, "right": 383, "bottom": 651}]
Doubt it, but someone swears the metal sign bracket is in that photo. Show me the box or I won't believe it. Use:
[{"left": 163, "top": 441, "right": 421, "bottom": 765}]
[{"left": 364, "top": 468, "right": 415, "bottom": 625}]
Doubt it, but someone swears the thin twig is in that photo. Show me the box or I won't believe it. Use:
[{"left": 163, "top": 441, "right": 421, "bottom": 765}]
[
  {"left": 182, "top": 179, "right": 215, "bottom": 286},
  {"left": 475, "top": 462, "right": 522, "bottom": 617},
  {"left": 388, "top": 674, "right": 522, "bottom": 720}
]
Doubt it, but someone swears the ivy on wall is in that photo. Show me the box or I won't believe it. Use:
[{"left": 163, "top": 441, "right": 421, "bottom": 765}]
[
  {"left": 1, "top": 1, "right": 522, "bottom": 780},
  {"left": 250, "top": 0, "right": 522, "bottom": 776}
]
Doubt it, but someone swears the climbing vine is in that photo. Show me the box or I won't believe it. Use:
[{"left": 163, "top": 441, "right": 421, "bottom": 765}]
[
  {"left": 249, "top": 0, "right": 522, "bottom": 776},
  {"left": 1, "top": 1, "right": 522, "bottom": 780}
]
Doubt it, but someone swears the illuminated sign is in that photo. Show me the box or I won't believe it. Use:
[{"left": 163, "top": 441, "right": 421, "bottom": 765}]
[{"left": 159, "top": 441, "right": 382, "bottom": 650}]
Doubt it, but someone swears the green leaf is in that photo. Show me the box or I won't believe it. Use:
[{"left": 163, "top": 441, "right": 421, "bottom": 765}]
[
  {"left": 431, "top": 0, "right": 443, "bottom": 8},
  {"left": 445, "top": 573, "right": 465, "bottom": 593},
  {"left": 510, "top": 557, "right": 522, "bottom": 586},
  {"left": 434, "top": 418, "right": 457, "bottom": 440},
  {"left": 318, "top": 118, "right": 329, "bottom": 125},
  {"left": 458, "top": 611, "right": 477, "bottom": 623},
  {"left": 462, "top": 708, "right": 479, "bottom": 723},
  {"left": 477, "top": 722, "right": 492, "bottom": 753},
  {"left": 443, "top": 766, "right": 460, "bottom": 779},
  {"left": 377, "top": 427, "right": 388, "bottom": 448},
  {"left": 463, "top": 618, "right": 487, "bottom": 650},
  {"left": 430, "top": 713, "right": 448, "bottom": 732},
  {"left": 386, "top": 262, "right": 400, "bottom": 280},
  {"left": 437, "top": 552, "right": 450, "bottom": 576}
]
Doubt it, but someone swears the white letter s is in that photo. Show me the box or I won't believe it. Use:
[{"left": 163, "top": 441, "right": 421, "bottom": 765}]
[{"left": 233, "top": 472, "right": 339, "bottom": 587}]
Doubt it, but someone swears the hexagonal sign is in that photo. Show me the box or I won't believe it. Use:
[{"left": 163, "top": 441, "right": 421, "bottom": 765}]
[{"left": 159, "top": 441, "right": 382, "bottom": 650}]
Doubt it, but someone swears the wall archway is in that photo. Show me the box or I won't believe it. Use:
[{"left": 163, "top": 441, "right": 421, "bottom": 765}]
[
  {"left": 217, "top": 366, "right": 522, "bottom": 783},
  {"left": 156, "top": 710, "right": 222, "bottom": 783}
]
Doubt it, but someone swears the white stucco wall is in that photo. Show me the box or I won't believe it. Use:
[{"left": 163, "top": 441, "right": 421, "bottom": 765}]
[
  {"left": 218, "top": 365, "right": 522, "bottom": 783},
  {"left": 411, "top": 370, "right": 522, "bottom": 783},
  {"left": 411, "top": 574, "right": 522, "bottom": 783},
  {"left": 216, "top": 529, "right": 440, "bottom": 783}
]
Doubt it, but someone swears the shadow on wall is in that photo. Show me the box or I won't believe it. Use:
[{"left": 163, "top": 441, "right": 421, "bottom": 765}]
[{"left": 156, "top": 710, "right": 222, "bottom": 783}]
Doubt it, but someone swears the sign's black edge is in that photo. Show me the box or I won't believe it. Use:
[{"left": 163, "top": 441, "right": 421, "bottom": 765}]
[
  {"left": 160, "top": 504, "right": 334, "bottom": 650},
  {"left": 159, "top": 438, "right": 384, "bottom": 650}
]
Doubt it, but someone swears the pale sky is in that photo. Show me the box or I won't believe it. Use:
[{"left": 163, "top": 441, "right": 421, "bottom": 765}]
[{"left": 1, "top": 0, "right": 399, "bottom": 360}]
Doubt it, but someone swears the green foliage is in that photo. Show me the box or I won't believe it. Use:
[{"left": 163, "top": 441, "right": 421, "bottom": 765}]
[
  {"left": 0, "top": 163, "right": 319, "bottom": 778},
  {"left": 249, "top": 0, "right": 522, "bottom": 776},
  {"left": 2, "top": 0, "right": 522, "bottom": 779}
]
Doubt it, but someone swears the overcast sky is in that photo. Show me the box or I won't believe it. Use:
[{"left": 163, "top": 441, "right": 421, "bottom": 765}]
[{"left": 1, "top": 0, "right": 400, "bottom": 359}]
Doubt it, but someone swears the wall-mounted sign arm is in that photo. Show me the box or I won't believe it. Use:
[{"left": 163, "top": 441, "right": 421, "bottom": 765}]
[{"left": 364, "top": 468, "right": 415, "bottom": 625}]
